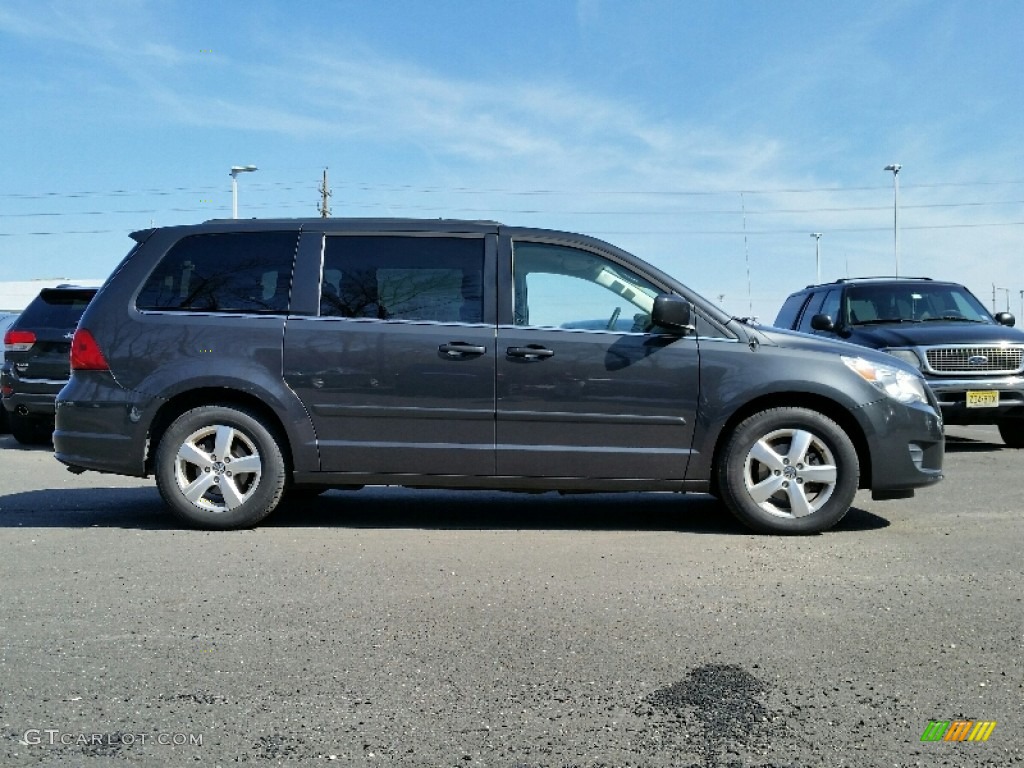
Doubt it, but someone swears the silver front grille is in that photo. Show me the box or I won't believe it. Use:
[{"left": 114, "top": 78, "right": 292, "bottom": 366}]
[{"left": 924, "top": 345, "right": 1024, "bottom": 374}]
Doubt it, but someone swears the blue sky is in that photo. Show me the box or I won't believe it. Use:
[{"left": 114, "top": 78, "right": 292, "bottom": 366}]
[{"left": 2, "top": 0, "right": 1023, "bottom": 320}]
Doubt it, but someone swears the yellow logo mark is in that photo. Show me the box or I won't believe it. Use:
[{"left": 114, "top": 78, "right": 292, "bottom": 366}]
[{"left": 967, "top": 721, "right": 997, "bottom": 742}]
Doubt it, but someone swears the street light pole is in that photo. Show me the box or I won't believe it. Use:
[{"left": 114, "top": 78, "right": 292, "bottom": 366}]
[
  {"left": 230, "top": 165, "right": 258, "bottom": 218},
  {"left": 884, "top": 164, "right": 901, "bottom": 277},
  {"left": 810, "top": 233, "right": 823, "bottom": 284}
]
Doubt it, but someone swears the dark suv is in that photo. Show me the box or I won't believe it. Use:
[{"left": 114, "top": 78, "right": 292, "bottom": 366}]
[
  {"left": 2, "top": 286, "right": 97, "bottom": 445},
  {"left": 0, "top": 311, "right": 21, "bottom": 434},
  {"left": 54, "top": 219, "right": 943, "bottom": 534},
  {"left": 774, "top": 277, "right": 1024, "bottom": 447}
]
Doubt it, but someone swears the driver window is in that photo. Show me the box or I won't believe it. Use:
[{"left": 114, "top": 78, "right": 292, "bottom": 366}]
[
  {"left": 512, "top": 242, "right": 660, "bottom": 333},
  {"left": 818, "top": 290, "right": 841, "bottom": 326}
]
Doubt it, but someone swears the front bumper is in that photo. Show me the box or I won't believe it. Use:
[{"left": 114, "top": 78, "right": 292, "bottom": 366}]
[
  {"left": 855, "top": 397, "right": 944, "bottom": 493},
  {"left": 927, "top": 375, "right": 1024, "bottom": 425}
]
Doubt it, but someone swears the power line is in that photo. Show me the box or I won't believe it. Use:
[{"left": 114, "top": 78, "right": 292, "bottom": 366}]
[
  {"left": 5, "top": 177, "right": 1024, "bottom": 202},
  {"left": 5, "top": 197, "right": 1024, "bottom": 220}
]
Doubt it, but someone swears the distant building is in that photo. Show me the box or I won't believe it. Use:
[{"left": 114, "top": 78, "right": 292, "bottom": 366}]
[{"left": 0, "top": 279, "right": 105, "bottom": 312}]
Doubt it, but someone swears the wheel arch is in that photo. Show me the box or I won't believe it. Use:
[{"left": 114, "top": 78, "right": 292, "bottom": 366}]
[
  {"left": 707, "top": 393, "right": 872, "bottom": 496},
  {"left": 145, "top": 388, "right": 297, "bottom": 477}
]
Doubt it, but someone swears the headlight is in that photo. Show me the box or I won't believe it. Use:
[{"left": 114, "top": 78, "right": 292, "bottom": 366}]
[
  {"left": 882, "top": 347, "right": 922, "bottom": 369},
  {"left": 841, "top": 355, "right": 928, "bottom": 405}
]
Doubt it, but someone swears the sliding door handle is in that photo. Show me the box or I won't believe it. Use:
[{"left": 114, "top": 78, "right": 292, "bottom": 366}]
[
  {"left": 506, "top": 345, "right": 555, "bottom": 360},
  {"left": 439, "top": 342, "right": 487, "bottom": 358}
]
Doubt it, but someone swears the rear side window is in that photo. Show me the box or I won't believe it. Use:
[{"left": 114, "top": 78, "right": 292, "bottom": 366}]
[
  {"left": 321, "top": 236, "right": 484, "bottom": 323},
  {"left": 136, "top": 232, "right": 297, "bottom": 313},
  {"left": 16, "top": 289, "right": 96, "bottom": 328}
]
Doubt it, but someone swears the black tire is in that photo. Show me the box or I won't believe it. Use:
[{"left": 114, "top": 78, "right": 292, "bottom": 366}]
[
  {"left": 154, "top": 405, "right": 287, "bottom": 529},
  {"left": 717, "top": 407, "right": 859, "bottom": 534},
  {"left": 997, "top": 418, "right": 1024, "bottom": 448},
  {"left": 9, "top": 413, "right": 53, "bottom": 446},
  {"left": 0, "top": 407, "right": 10, "bottom": 435}
]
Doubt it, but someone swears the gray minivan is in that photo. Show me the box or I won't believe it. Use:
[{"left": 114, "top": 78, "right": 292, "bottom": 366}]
[{"left": 54, "top": 219, "right": 944, "bottom": 533}]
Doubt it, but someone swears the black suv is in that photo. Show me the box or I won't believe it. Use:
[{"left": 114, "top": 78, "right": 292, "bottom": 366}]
[
  {"left": 774, "top": 277, "right": 1024, "bottom": 446},
  {"left": 2, "top": 286, "right": 98, "bottom": 445},
  {"left": 54, "top": 219, "right": 943, "bottom": 534},
  {"left": 0, "top": 311, "right": 21, "bottom": 434}
]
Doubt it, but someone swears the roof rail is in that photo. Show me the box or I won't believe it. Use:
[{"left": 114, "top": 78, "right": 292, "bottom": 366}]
[{"left": 834, "top": 276, "right": 934, "bottom": 283}]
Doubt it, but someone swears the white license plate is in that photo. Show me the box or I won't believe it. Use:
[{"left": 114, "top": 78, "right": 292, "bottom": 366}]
[{"left": 966, "top": 390, "right": 999, "bottom": 408}]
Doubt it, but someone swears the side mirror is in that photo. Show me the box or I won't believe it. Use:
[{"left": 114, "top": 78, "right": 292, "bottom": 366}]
[
  {"left": 652, "top": 294, "right": 693, "bottom": 334},
  {"left": 810, "top": 313, "right": 835, "bottom": 331},
  {"left": 995, "top": 312, "right": 1016, "bottom": 327}
]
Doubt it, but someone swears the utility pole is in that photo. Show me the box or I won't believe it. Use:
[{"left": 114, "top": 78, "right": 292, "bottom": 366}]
[{"left": 318, "top": 167, "right": 332, "bottom": 218}]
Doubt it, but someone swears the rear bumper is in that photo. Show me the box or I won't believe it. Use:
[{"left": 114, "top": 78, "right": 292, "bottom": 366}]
[
  {"left": 1, "top": 391, "right": 60, "bottom": 417},
  {"left": 1, "top": 367, "right": 67, "bottom": 416},
  {"left": 53, "top": 373, "right": 153, "bottom": 477}
]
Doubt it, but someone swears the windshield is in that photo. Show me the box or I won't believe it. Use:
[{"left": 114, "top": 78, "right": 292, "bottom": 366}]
[{"left": 844, "top": 283, "right": 992, "bottom": 325}]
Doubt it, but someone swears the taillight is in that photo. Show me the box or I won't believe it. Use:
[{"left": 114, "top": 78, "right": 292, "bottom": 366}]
[
  {"left": 4, "top": 329, "right": 36, "bottom": 352},
  {"left": 70, "top": 328, "right": 110, "bottom": 371}
]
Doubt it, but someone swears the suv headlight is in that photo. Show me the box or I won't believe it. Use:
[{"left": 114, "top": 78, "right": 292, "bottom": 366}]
[
  {"left": 841, "top": 355, "right": 928, "bottom": 405},
  {"left": 881, "top": 347, "right": 922, "bottom": 370}
]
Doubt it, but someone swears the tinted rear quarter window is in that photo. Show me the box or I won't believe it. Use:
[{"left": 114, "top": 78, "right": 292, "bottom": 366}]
[
  {"left": 320, "top": 235, "right": 484, "bottom": 323},
  {"left": 136, "top": 231, "right": 298, "bottom": 313}
]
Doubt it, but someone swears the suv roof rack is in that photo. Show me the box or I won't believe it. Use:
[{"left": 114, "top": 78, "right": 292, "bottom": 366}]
[
  {"left": 802, "top": 276, "right": 936, "bottom": 289},
  {"left": 835, "top": 276, "right": 933, "bottom": 283}
]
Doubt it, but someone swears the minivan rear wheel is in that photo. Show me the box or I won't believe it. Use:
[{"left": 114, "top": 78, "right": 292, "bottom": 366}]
[
  {"left": 155, "top": 405, "right": 287, "bottom": 529},
  {"left": 718, "top": 407, "right": 859, "bottom": 534}
]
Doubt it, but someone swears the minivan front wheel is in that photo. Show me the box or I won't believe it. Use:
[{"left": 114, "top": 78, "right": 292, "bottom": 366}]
[
  {"left": 155, "top": 405, "right": 287, "bottom": 529},
  {"left": 718, "top": 407, "right": 859, "bottom": 534}
]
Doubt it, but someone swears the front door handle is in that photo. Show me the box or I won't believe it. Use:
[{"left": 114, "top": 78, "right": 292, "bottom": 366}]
[
  {"left": 506, "top": 345, "right": 555, "bottom": 360},
  {"left": 439, "top": 342, "right": 487, "bottom": 358}
]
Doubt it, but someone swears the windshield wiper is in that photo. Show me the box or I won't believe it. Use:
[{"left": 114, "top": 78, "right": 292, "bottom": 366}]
[
  {"left": 851, "top": 318, "right": 920, "bottom": 326},
  {"left": 920, "top": 316, "right": 986, "bottom": 323}
]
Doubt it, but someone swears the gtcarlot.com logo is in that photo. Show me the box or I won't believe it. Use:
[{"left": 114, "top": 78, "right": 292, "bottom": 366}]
[
  {"left": 921, "top": 720, "right": 997, "bottom": 742},
  {"left": 22, "top": 730, "right": 203, "bottom": 747}
]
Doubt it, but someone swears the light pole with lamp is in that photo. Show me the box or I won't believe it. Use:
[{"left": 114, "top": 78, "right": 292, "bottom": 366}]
[
  {"left": 884, "top": 164, "right": 901, "bottom": 276},
  {"left": 230, "top": 165, "right": 258, "bottom": 218},
  {"left": 810, "top": 232, "right": 823, "bottom": 284}
]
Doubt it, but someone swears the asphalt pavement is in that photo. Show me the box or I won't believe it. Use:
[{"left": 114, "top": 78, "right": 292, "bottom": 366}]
[{"left": 0, "top": 426, "right": 1020, "bottom": 767}]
